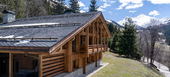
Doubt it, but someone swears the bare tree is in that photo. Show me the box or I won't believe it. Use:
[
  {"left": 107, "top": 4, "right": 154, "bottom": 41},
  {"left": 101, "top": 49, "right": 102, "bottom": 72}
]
[
  {"left": 138, "top": 19, "right": 163, "bottom": 65},
  {"left": 147, "top": 19, "right": 161, "bottom": 65}
]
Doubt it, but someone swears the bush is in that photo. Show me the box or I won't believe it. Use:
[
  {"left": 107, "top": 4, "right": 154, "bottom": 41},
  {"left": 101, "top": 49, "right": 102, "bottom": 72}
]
[{"left": 135, "top": 52, "right": 143, "bottom": 60}]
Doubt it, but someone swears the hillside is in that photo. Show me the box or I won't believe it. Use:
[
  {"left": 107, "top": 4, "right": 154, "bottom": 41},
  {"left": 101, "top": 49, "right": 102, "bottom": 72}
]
[
  {"left": 161, "top": 24, "right": 170, "bottom": 45},
  {"left": 92, "top": 52, "right": 163, "bottom": 77}
]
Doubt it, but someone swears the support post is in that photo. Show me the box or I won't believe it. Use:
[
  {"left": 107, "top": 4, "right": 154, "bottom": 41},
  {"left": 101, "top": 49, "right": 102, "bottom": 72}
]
[
  {"left": 9, "top": 53, "right": 13, "bottom": 77},
  {"left": 83, "top": 57, "right": 87, "bottom": 74},
  {"left": 101, "top": 26, "right": 103, "bottom": 51},
  {"left": 95, "top": 53, "right": 97, "bottom": 67},
  {"left": 86, "top": 26, "right": 89, "bottom": 57},
  {"left": 92, "top": 22, "right": 95, "bottom": 55},
  {"left": 104, "top": 30, "right": 106, "bottom": 52},
  {"left": 39, "top": 55, "right": 43, "bottom": 77},
  {"left": 97, "top": 21, "right": 99, "bottom": 54},
  {"left": 65, "top": 40, "right": 73, "bottom": 72}
]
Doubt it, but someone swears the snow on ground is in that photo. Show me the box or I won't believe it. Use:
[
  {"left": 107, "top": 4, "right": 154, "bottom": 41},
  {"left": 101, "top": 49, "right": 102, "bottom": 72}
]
[{"left": 143, "top": 58, "right": 170, "bottom": 77}]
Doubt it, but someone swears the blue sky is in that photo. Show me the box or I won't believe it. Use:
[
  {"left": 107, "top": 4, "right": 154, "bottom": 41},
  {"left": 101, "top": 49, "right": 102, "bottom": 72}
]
[{"left": 65, "top": 0, "right": 170, "bottom": 22}]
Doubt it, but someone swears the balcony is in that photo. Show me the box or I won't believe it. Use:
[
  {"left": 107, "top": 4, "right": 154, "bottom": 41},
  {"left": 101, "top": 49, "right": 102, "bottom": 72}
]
[{"left": 79, "top": 44, "right": 107, "bottom": 54}]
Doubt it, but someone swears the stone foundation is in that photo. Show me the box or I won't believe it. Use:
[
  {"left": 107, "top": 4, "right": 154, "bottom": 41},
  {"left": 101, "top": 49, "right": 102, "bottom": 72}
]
[{"left": 63, "top": 59, "right": 102, "bottom": 77}]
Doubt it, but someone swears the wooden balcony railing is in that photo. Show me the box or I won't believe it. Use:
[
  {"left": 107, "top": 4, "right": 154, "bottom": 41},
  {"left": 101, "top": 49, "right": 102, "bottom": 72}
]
[{"left": 80, "top": 44, "right": 107, "bottom": 53}]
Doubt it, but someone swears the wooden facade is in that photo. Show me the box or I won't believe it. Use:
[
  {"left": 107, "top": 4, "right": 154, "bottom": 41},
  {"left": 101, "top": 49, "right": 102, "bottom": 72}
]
[{"left": 0, "top": 12, "right": 111, "bottom": 77}]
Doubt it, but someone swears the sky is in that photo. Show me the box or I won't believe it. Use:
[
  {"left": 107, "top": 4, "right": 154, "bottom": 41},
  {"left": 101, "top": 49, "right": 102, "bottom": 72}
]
[{"left": 65, "top": 0, "right": 170, "bottom": 22}]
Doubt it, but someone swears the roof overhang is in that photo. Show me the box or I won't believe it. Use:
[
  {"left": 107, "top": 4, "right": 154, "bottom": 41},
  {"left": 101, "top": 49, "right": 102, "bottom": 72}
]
[{"left": 49, "top": 12, "right": 112, "bottom": 53}]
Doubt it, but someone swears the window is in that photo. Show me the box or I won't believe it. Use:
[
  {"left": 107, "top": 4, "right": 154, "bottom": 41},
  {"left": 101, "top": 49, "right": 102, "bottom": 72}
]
[
  {"left": 32, "top": 60, "right": 38, "bottom": 70},
  {"left": 89, "top": 37, "right": 92, "bottom": 45},
  {"left": 73, "top": 60, "right": 76, "bottom": 68},
  {"left": 72, "top": 38, "right": 76, "bottom": 52}
]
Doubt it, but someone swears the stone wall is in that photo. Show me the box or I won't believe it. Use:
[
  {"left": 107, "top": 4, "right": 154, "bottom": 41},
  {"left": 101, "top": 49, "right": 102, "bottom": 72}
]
[
  {"left": 63, "top": 68, "right": 83, "bottom": 77},
  {"left": 63, "top": 59, "right": 102, "bottom": 77}
]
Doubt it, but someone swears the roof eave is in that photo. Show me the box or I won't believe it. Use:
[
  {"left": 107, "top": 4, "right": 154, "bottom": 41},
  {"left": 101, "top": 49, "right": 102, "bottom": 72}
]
[{"left": 49, "top": 12, "right": 102, "bottom": 53}]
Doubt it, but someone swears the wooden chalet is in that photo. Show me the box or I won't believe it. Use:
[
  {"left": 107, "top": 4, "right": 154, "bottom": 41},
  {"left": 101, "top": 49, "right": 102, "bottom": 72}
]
[{"left": 0, "top": 11, "right": 111, "bottom": 77}]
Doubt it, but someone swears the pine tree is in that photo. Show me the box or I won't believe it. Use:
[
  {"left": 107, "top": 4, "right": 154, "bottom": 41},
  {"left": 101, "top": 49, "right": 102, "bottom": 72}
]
[
  {"left": 119, "top": 18, "right": 139, "bottom": 58},
  {"left": 54, "top": 0, "right": 65, "bottom": 15},
  {"left": 111, "top": 30, "right": 122, "bottom": 52},
  {"left": 69, "top": 0, "right": 80, "bottom": 13},
  {"left": 89, "top": 0, "right": 99, "bottom": 12}
]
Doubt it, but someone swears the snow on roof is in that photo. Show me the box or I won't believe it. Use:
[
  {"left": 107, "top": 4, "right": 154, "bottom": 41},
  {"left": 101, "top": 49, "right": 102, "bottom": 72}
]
[
  {"left": 0, "top": 35, "right": 14, "bottom": 38},
  {"left": 0, "top": 23, "right": 60, "bottom": 28},
  {"left": 14, "top": 40, "right": 30, "bottom": 45}
]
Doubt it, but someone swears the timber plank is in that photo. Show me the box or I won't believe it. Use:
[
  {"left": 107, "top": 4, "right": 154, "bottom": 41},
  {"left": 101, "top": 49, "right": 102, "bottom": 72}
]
[
  {"left": 42, "top": 62, "right": 64, "bottom": 69},
  {"left": 43, "top": 67, "right": 64, "bottom": 76},
  {"left": 42, "top": 64, "right": 64, "bottom": 73},
  {"left": 43, "top": 59, "right": 64, "bottom": 65},
  {"left": 42, "top": 56, "right": 64, "bottom": 62},
  {"left": 44, "top": 70, "right": 65, "bottom": 77}
]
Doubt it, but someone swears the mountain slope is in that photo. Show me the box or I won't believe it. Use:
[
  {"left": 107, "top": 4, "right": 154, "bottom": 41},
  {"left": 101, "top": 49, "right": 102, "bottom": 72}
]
[
  {"left": 106, "top": 19, "right": 124, "bottom": 28},
  {"left": 118, "top": 14, "right": 168, "bottom": 28}
]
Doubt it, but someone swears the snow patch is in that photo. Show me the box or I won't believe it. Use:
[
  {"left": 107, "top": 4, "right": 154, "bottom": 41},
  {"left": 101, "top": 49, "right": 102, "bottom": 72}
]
[
  {"left": 14, "top": 40, "right": 30, "bottom": 45},
  {"left": 0, "top": 23, "right": 60, "bottom": 28},
  {"left": 106, "top": 19, "right": 112, "bottom": 23},
  {"left": 0, "top": 35, "right": 14, "bottom": 38},
  {"left": 15, "top": 36, "right": 24, "bottom": 38}
]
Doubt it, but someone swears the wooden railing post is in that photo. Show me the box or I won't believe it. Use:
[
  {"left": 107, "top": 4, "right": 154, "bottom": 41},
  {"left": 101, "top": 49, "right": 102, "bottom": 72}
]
[{"left": 9, "top": 53, "right": 13, "bottom": 77}]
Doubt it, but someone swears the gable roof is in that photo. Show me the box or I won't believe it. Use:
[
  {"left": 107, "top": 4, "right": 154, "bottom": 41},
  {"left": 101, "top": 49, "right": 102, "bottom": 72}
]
[{"left": 0, "top": 12, "right": 111, "bottom": 53}]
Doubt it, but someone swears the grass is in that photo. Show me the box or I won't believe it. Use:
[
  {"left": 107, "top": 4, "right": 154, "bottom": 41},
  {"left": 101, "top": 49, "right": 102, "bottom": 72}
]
[{"left": 92, "top": 52, "right": 163, "bottom": 77}]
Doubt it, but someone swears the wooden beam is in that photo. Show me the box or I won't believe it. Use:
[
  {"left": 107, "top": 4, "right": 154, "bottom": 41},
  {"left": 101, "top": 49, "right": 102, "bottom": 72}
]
[
  {"left": 9, "top": 53, "right": 13, "bottom": 77},
  {"left": 86, "top": 26, "right": 89, "bottom": 57},
  {"left": 95, "top": 53, "right": 97, "bottom": 67},
  {"left": 88, "top": 55, "right": 92, "bottom": 63},
  {"left": 64, "top": 40, "right": 73, "bottom": 72},
  {"left": 76, "top": 33, "right": 80, "bottom": 54},
  {"left": 104, "top": 30, "right": 106, "bottom": 52},
  {"left": 92, "top": 22, "right": 95, "bottom": 56},
  {"left": 97, "top": 20, "right": 99, "bottom": 54},
  {"left": 100, "top": 24, "right": 103, "bottom": 51},
  {"left": 39, "top": 55, "right": 43, "bottom": 77},
  {"left": 106, "top": 37, "right": 108, "bottom": 51},
  {"left": 0, "top": 50, "right": 48, "bottom": 54},
  {"left": 83, "top": 57, "right": 87, "bottom": 74}
]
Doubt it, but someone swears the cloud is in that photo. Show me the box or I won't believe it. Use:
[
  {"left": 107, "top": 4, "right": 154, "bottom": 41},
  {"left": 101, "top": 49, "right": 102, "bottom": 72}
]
[
  {"left": 108, "top": 11, "right": 113, "bottom": 15},
  {"left": 84, "top": 7, "right": 89, "bottom": 10},
  {"left": 149, "top": 10, "right": 160, "bottom": 16},
  {"left": 100, "top": 3, "right": 111, "bottom": 8},
  {"left": 129, "top": 10, "right": 136, "bottom": 13},
  {"left": 108, "top": 0, "right": 116, "bottom": 4},
  {"left": 80, "top": 10, "right": 86, "bottom": 13},
  {"left": 116, "top": 3, "right": 128, "bottom": 10},
  {"left": 97, "top": 8, "right": 106, "bottom": 11},
  {"left": 147, "top": 0, "right": 170, "bottom": 4},
  {"left": 78, "top": 1, "right": 89, "bottom": 11},
  {"left": 126, "top": 3, "right": 143, "bottom": 9},
  {"left": 116, "top": 0, "right": 143, "bottom": 10},
  {"left": 100, "top": 0, "right": 116, "bottom": 4},
  {"left": 78, "top": 1, "right": 85, "bottom": 7}
]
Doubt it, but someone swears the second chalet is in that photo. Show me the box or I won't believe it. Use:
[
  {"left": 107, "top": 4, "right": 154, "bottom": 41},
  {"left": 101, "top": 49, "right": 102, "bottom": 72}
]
[{"left": 0, "top": 10, "right": 111, "bottom": 77}]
